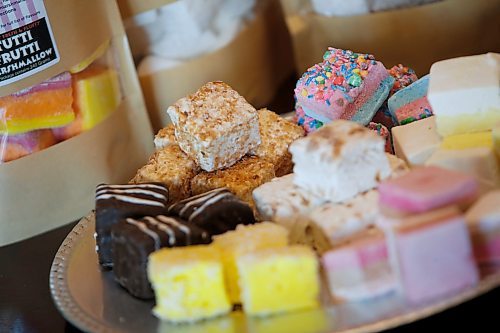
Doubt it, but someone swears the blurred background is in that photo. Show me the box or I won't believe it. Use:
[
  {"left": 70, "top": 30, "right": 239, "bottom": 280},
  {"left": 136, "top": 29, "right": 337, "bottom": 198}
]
[{"left": 118, "top": 0, "right": 500, "bottom": 131}]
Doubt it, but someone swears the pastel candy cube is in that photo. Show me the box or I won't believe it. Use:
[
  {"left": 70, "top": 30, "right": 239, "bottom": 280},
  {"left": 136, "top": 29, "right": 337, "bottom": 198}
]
[
  {"left": 238, "top": 246, "right": 320, "bottom": 316},
  {"left": 289, "top": 156, "right": 407, "bottom": 250},
  {"left": 379, "top": 166, "right": 479, "bottom": 215},
  {"left": 295, "top": 48, "right": 393, "bottom": 125},
  {"left": 0, "top": 72, "right": 74, "bottom": 134},
  {"left": 212, "top": 222, "right": 289, "bottom": 304},
  {"left": 290, "top": 120, "right": 391, "bottom": 203},
  {"left": 147, "top": 245, "right": 231, "bottom": 323},
  {"left": 322, "top": 228, "right": 396, "bottom": 301},
  {"left": 379, "top": 206, "right": 479, "bottom": 304},
  {"left": 388, "top": 64, "right": 418, "bottom": 96},
  {"left": 465, "top": 190, "right": 500, "bottom": 265},
  {"left": 392, "top": 116, "right": 441, "bottom": 166},
  {"left": 53, "top": 66, "right": 121, "bottom": 141},
  {"left": 367, "top": 122, "right": 392, "bottom": 153},
  {"left": 428, "top": 53, "right": 500, "bottom": 137},
  {"left": 388, "top": 75, "right": 433, "bottom": 125},
  {"left": 430, "top": 130, "right": 499, "bottom": 194},
  {"left": 73, "top": 66, "right": 121, "bottom": 130},
  {"left": 301, "top": 190, "right": 380, "bottom": 254},
  {"left": 1, "top": 129, "right": 56, "bottom": 163},
  {"left": 294, "top": 103, "right": 324, "bottom": 134},
  {"left": 167, "top": 81, "right": 260, "bottom": 172},
  {"left": 440, "top": 131, "right": 493, "bottom": 150},
  {"left": 426, "top": 146, "right": 500, "bottom": 195}
]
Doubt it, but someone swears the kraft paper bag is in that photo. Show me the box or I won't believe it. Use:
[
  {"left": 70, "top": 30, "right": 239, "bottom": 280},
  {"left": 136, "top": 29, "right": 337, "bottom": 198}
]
[
  {"left": 125, "top": 0, "right": 294, "bottom": 131},
  {"left": 0, "top": 0, "right": 154, "bottom": 246},
  {"left": 281, "top": 0, "right": 500, "bottom": 76}
]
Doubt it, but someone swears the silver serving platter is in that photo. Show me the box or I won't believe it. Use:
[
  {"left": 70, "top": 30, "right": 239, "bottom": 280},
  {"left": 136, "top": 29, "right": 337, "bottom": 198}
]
[{"left": 50, "top": 213, "right": 500, "bottom": 333}]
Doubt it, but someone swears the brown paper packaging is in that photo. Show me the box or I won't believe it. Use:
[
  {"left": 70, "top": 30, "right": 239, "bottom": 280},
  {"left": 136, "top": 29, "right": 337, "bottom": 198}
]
[
  {"left": 135, "top": 0, "right": 295, "bottom": 132},
  {"left": 280, "top": 0, "right": 500, "bottom": 76},
  {"left": 0, "top": 0, "right": 154, "bottom": 246}
]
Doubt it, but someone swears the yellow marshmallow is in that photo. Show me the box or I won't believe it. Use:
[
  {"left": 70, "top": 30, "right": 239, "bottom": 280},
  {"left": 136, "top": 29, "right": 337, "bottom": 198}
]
[
  {"left": 238, "top": 245, "right": 319, "bottom": 316},
  {"left": 147, "top": 245, "right": 231, "bottom": 323},
  {"left": 441, "top": 131, "right": 493, "bottom": 150},
  {"left": 212, "top": 222, "right": 289, "bottom": 304},
  {"left": 73, "top": 66, "right": 121, "bottom": 130}
]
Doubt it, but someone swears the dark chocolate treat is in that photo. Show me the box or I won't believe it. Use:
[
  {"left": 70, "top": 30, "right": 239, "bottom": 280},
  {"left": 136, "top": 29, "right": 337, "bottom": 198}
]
[
  {"left": 168, "top": 188, "right": 255, "bottom": 235},
  {"left": 111, "top": 215, "right": 210, "bottom": 299},
  {"left": 95, "top": 183, "right": 169, "bottom": 268}
]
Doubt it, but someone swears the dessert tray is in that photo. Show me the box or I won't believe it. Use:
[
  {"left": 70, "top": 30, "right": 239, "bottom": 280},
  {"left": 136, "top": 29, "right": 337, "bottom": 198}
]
[{"left": 50, "top": 213, "right": 500, "bottom": 333}]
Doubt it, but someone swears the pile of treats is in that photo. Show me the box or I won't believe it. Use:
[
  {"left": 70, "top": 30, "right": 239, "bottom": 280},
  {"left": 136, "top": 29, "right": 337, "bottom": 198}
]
[
  {"left": 132, "top": 81, "right": 305, "bottom": 206},
  {"left": 93, "top": 49, "right": 500, "bottom": 324}
]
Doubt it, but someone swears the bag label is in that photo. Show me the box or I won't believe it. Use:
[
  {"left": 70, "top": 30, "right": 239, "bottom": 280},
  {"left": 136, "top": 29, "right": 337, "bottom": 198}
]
[{"left": 0, "top": 0, "right": 59, "bottom": 86}]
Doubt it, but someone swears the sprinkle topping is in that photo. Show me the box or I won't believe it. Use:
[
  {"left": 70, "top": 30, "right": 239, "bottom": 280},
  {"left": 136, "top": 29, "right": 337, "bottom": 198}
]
[
  {"left": 295, "top": 48, "right": 378, "bottom": 106},
  {"left": 388, "top": 64, "right": 418, "bottom": 95}
]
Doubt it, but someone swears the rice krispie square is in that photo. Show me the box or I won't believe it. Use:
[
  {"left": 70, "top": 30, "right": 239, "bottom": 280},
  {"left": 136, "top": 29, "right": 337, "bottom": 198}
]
[
  {"left": 254, "top": 109, "right": 305, "bottom": 177},
  {"left": 131, "top": 145, "right": 199, "bottom": 203},
  {"left": 167, "top": 81, "right": 260, "bottom": 172},
  {"left": 190, "top": 156, "right": 275, "bottom": 210},
  {"left": 154, "top": 124, "right": 176, "bottom": 150}
]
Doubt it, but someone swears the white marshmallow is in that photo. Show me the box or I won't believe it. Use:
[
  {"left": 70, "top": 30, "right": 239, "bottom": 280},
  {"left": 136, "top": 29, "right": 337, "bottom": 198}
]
[
  {"left": 466, "top": 190, "right": 500, "bottom": 234},
  {"left": 290, "top": 120, "right": 391, "bottom": 203},
  {"left": 428, "top": 53, "right": 500, "bottom": 137},
  {"left": 392, "top": 116, "right": 441, "bottom": 166},
  {"left": 426, "top": 146, "right": 500, "bottom": 195},
  {"left": 252, "top": 174, "right": 325, "bottom": 229}
]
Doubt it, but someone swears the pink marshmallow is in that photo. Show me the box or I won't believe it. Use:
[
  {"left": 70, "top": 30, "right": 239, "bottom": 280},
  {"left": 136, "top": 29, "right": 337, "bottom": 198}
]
[
  {"left": 379, "top": 206, "right": 479, "bottom": 304},
  {"left": 295, "top": 48, "right": 390, "bottom": 123},
  {"left": 379, "top": 166, "right": 478, "bottom": 215},
  {"left": 321, "top": 228, "right": 396, "bottom": 301}
]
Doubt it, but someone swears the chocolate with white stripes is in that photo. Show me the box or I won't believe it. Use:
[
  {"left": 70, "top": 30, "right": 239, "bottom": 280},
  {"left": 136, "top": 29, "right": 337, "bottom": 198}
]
[
  {"left": 111, "top": 215, "right": 210, "bottom": 299},
  {"left": 168, "top": 188, "right": 256, "bottom": 235},
  {"left": 95, "top": 183, "right": 169, "bottom": 268}
]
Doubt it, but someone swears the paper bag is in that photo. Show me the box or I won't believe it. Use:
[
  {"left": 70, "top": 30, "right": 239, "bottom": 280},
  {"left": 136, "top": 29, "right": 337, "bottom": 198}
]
[
  {"left": 281, "top": 0, "right": 500, "bottom": 76},
  {"left": 0, "top": 0, "right": 154, "bottom": 246},
  {"left": 132, "top": 0, "right": 294, "bottom": 131}
]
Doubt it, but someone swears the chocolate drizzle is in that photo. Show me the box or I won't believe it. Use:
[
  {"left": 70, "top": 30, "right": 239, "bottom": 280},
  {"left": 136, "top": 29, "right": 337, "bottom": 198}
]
[
  {"left": 111, "top": 214, "right": 210, "bottom": 299},
  {"left": 169, "top": 188, "right": 255, "bottom": 235},
  {"left": 96, "top": 183, "right": 168, "bottom": 207},
  {"left": 94, "top": 183, "right": 170, "bottom": 268}
]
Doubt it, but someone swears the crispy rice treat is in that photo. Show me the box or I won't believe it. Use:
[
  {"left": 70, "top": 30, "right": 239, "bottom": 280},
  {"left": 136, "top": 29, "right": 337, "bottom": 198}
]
[
  {"left": 131, "top": 145, "right": 199, "bottom": 203},
  {"left": 254, "top": 109, "right": 305, "bottom": 177},
  {"left": 167, "top": 81, "right": 260, "bottom": 172},
  {"left": 190, "top": 156, "right": 275, "bottom": 210},
  {"left": 154, "top": 124, "right": 176, "bottom": 150}
]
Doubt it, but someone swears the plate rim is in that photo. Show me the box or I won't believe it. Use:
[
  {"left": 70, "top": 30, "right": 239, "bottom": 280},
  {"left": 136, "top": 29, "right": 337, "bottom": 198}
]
[
  {"left": 50, "top": 213, "right": 115, "bottom": 333},
  {"left": 50, "top": 213, "right": 500, "bottom": 333}
]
